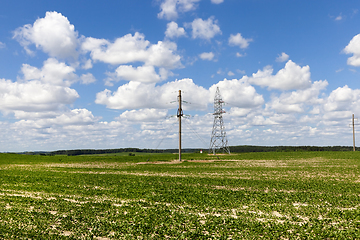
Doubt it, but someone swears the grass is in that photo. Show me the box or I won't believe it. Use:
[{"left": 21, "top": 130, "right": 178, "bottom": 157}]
[{"left": 0, "top": 152, "right": 359, "bottom": 239}]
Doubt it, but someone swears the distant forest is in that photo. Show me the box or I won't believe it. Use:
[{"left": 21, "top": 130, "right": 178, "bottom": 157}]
[{"left": 22, "top": 145, "right": 359, "bottom": 156}]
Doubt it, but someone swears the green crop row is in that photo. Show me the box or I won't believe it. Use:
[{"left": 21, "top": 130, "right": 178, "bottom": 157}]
[{"left": 0, "top": 152, "right": 359, "bottom": 238}]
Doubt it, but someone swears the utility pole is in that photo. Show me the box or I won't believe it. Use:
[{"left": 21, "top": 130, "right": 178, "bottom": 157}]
[
  {"left": 353, "top": 114, "right": 356, "bottom": 152},
  {"left": 177, "top": 90, "right": 183, "bottom": 161},
  {"left": 209, "top": 87, "right": 230, "bottom": 155}
]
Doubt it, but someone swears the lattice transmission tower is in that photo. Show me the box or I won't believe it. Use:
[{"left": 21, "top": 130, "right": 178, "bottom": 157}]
[{"left": 209, "top": 87, "right": 230, "bottom": 155}]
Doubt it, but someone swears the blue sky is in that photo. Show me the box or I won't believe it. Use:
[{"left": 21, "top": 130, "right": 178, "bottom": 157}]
[{"left": 1, "top": 0, "right": 360, "bottom": 152}]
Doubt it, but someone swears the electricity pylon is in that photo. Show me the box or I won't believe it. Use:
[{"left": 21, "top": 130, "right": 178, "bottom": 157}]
[{"left": 209, "top": 87, "right": 230, "bottom": 155}]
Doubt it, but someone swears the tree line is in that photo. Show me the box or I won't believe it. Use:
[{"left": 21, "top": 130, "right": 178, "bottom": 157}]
[{"left": 21, "top": 145, "right": 359, "bottom": 156}]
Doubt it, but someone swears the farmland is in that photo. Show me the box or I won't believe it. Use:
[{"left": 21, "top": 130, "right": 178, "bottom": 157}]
[{"left": 0, "top": 152, "right": 359, "bottom": 239}]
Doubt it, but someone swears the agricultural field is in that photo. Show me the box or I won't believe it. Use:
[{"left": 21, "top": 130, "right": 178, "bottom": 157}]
[{"left": 0, "top": 151, "right": 359, "bottom": 239}]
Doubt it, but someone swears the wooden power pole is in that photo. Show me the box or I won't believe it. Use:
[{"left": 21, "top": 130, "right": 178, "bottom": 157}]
[
  {"left": 177, "top": 90, "right": 183, "bottom": 161},
  {"left": 353, "top": 114, "right": 356, "bottom": 152}
]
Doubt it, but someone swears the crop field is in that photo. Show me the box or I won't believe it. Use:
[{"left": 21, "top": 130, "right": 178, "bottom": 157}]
[{"left": 0, "top": 151, "right": 359, "bottom": 239}]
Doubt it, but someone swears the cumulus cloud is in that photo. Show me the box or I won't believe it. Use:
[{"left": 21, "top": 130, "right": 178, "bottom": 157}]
[
  {"left": 115, "top": 65, "right": 163, "bottom": 83},
  {"left": 20, "top": 58, "right": 78, "bottom": 87},
  {"left": 82, "top": 59, "right": 93, "bottom": 70},
  {"left": 82, "top": 33, "right": 182, "bottom": 69},
  {"left": 276, "top": 52, "right": 289, "bottom": 62},
  {"left": 13, "top": 11, "right": 79, "bottom": 59},
  {"left": 146, "top": 41, "right": 182, "bottom": 68},
  {"left": 249, "top": 60, "right": 312, "bottom": 90},
  {"left": 228, "top": 33, "right": 252, "bottom": 49},
  {"left": 323, "top": 85, "right": 360, "bottom": 112},
  {"left": 96, "top": 76, "right": 265, "bottom": 112},
  {"left": 228, "top": 108, "right": 251, "bottom": 117},
  {"left": 158, "top": 0, "right": 201, "bottom": 20},
  {"left": 95, "top": 78, "right": 209, "bottom": 110},
  {"left": 211, "top": 0, "right": 224, "bottom": 4},
  {"left": 81, "top": 34, "right": 149, "bottom": 65},
  {"left": 199, "top": 52, "right": 214, "bottom": 61},
  {"left": 0, "top": 79, "right": 78, "bottom": 112},
  {"left": 9, "top": 109, "right": 99, "bottom": 143},
  {"left": 165, "top": 21, "right": 187, "bottom": 38},
  {"left": 344, "top": 33, "right": 360, "bottom": 66},
  {"left": 52, "top": 109, "right": 99, "bottom": 125},
  {"left": 119, "top": 109, "right": 168, "bottom": 122},
  {"left": 13, "top": 109, "right": 99, "bottom": 128},
  {"left": 189, "top": 17, "right": 221, "bottom": 40},
  {"left": 266, "top": 80, "right": 328, "bottom": 113},
  {"left": 7, "top": 10, "right": 360, "bottom": 151},
  {"left": 210, "top": 78, "right": 264, "bottom": 108},
  {"left": 12, "top": 111, "right": 60, "bottom": 120},
  {"left": 80, "top": 73, "right": 96, "bottom": 84}
]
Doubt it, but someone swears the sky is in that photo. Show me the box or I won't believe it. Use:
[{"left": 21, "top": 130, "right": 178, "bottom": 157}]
[{"left": 1, "top": 0, "right": 360, "bottom": 152}]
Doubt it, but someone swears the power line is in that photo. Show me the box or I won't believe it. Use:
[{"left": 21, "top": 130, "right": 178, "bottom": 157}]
[
  {"left": 154, "top": 119, "right": 178, "bottom": 149},
  {"left": 182, "top": 118, "right": 208, "bottom": 149}
]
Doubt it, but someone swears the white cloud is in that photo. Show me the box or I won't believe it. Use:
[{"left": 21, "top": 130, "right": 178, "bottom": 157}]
[
  {"left": 211, "top": 0, "right": 224, "bottom": 4},
  {"left": 7, "top": 9, "right": 360, "bottom": 151},
  {"left": 95, "top": 78, "right": 209, "bottom": 110},
  {"left": 115, "top": 65, "right": 162, "bottom": 83},
  {"left": 80, "top": 73, "right": 96, "bottom": 84},
  {"left": 20, "top": 58, "right": 78, "bottom": 87},
  {"left": 82, "top": 33, "right": 182, "bottom": 69},
  {"left": 158, "top": 0, "right": 178, "bottom": 20},
  {"left": 210, "top": 78, "right": 264, "bottom": 108},
  {"left": 266, "top": 80, "right": 328, "bottom": 113},
  {"left": 0, "top": 42, "right": 5, "bottom": 48},
  {"left": 344, "top": 33, "right": 360, "bottom": 66},
  {"left": 199, "top": 52, "right": 214, "bottom": 61},
  {"left": 336, "top": 68, "right": 344, "bottom": 73},
  {"left": 82, "top": 59, "right": 93, "bottom": 70},
  {"left": 228, "top": 33, "right": 252, "bottom": 49},
  {"left": 228, "top": 108, "right": 251, "bottom": 117},
  {"left": 146, "top": 41, "right": 182, "bottom": 68},
  {"left": 0, "top": 79, "right": 78, "bottom": 112},
  {"left": 4, "top": 108, "right": 100, "bottom": 150},
  {"left": 0, "top": 118, "right": 133, "bottom": 152},
  {"left": 158, "top": 0, "right": 201, "bottom": 20},
  {"left": 119, "top": 109, "right": 168, "bottom": 122},
  {"left": 335, "top": 13, "right": 342, "bottom": 21},
  {"left": 13, "top": 11, "right": 79, "bottom": 59},
  {"left": 323, "top": 85, "right": 360, "bottom": 112},
  {"left": 236, "top": 69, "right": 245, "bottom": 74},
  {"left": 14, "top": 109, "right": 99, "bottom": 127},
  {"left": 165, "top": 21, "right": 187, "bottom": 38},
  {"left": 276, "top": 52, "right": 289, "bottom": 62},
  {"left": 189, "top": 17, "right": 222, "bottom": 40},
  {"left": 52, "top": 109, "right": 99, "bottom": 125},
  {"left": 81, "top": 34, "right": 149, "bottom": 65},
  {"left": 236, "top": 52, "right": 245, "bottom": 57},
  {"left": 12, "top": 111, "right": 60, "bottom": 120},
  {"left": 249, "top": 60, "right": 312, "bottom": 90}
]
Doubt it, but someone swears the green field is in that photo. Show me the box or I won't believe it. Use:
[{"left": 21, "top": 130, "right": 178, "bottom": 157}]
[{"left": 0, "top": 152, "right": 359, "bottom": 239}]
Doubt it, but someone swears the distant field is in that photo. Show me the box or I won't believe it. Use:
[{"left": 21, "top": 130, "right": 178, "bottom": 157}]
[
  {"left": 83, "top": 152, "right": 166, "bottom": 157},
  {"left": 0, "top": 152, "right": 359, "bottom": 239}
]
